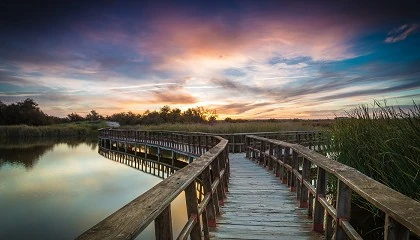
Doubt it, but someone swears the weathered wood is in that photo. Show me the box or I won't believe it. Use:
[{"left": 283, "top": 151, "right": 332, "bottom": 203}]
[
  {"left": 185, "top": 181, "right": 201, "bottom": 240},
  {"left": 385, "top": 215, "right": 410, "bottom": 240},
  {"left": 78, "top": 131, "right": 228, "bottom": 240},
  {"left": 313, "top": 167, "right": 326, "bottom": 233},
  {"left": 300, "top": 158, "right": 310, "bottom": 208},
  {"left": 246, "top": 135, "right": 420, "bottom": 238},
  {"left": 210, "top": 154, "right": 322, "bottom": 240},
  {"left": 202, "top": 167, "right": 216, "bottom": 228},
  {"left": 335, "top": 180, "right": 351, "bottom": 239},
  {"left": 155, "top": 205, "right": 172, "bottom": 240}
]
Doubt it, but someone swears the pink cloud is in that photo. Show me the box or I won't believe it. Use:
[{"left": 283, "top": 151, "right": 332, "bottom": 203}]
[{"left": 385, "top": 23, "right": 418, "bottom": 43}]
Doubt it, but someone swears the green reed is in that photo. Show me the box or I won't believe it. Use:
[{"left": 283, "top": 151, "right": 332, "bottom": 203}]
[{"left": 328, "top": 101, "right": 419, "bottom": 201}]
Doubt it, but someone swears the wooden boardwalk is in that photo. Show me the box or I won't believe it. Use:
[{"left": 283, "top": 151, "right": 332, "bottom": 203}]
[{"left": 210, "top": 153, "right": 323, "bottom": 240}]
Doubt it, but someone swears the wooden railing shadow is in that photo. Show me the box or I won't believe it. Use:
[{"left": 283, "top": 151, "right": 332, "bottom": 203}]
[{"left": 246, "top": 135, "right": 420, "bottom": 240}]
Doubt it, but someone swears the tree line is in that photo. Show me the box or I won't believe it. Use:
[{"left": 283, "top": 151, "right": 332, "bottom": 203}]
[{"left": 0, "top": 98, "right": 218, "bottom": 126}]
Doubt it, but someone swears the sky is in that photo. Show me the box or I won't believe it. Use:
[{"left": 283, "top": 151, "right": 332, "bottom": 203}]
[{"left": 1, "top": 0, "right": 419, "bottom": 119}]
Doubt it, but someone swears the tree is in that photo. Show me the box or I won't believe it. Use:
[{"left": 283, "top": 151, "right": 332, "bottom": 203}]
[
  {"left": 160, "top": 105, "right": 171, "bottom": 123},
  {"left": 67, "top": 113, "right": 84, "bottom": 122},
  {"left": 85, "top": 110, "right": 102, "bottom": 121}
]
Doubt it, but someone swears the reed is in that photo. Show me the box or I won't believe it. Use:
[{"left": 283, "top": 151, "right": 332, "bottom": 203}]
[
  {"left": 129, "top": 120, "right": 332, "bottom": 133},
  {"left": 0, "top": 121, "right": 107, "bottom": 141},
  {"left": 328, "top": 101, "right": 420, "bottom": 201}
]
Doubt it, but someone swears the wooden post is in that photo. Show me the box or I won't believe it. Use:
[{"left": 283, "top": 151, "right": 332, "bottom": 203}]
[
  {"left": 185, "top": 181, "right": 201, "bottom": 240},
  {"left": 245, "top": 137, "right": 250, "bottom": 158},
  {"left": 300, "top": 158, "right": 310, "bottom": 208},
  {"left": 202, "top": 167, "right": 216, "bottom": 228},
  {"left": 268, "top": 143, "right": 274, "bottom": 170},
  {"left": 335, "top": 180, "right": 352, "bottom": 239},
  {"left": 284, "top": 147, "right": 291, "bottom": 185},
  {"left": 259, "top": 140, "right": 265, "bottom": 165},
  {"left": 211, "top": 157, "right": 224, "bottom": 206},
  {"left": 291, "top": 150, "right": 298, "bottom": 192},
  {"left": 325, "top": 213, "right": 333, "bottom": 240},
  {"left": 313, "top": 167, "right": 326, "bottom": 233},
  {"left": 385, "top": 215, "right": 410, "bottom": 240},
  {"left": 275, "top": 145, "right": 281, "bottom": 177},
  {"left": 155, "top": 205, "right": 173, "bottom": 240}
]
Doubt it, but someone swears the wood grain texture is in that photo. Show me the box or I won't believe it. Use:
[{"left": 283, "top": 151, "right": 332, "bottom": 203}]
[{"left": 209, "top": 154, "right": 323, "bottom": 240}]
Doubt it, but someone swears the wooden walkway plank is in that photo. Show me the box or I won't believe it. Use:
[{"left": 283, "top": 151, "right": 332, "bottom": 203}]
[{"left": 210, "top": 153, "right": 323, "bottom": 240}]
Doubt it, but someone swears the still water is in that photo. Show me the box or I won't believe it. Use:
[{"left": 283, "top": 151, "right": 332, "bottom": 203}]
[{"left": 0, "top": 140, "right": 187, "bottom": 239}]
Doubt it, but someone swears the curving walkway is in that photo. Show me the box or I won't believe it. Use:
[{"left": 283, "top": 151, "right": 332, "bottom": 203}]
[{"left": 210, "top": 153, "right": 323, "bottom": 240}]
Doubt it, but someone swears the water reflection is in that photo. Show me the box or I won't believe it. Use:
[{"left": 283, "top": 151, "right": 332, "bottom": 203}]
[
  {"left": 0, "top": 139, "right": 98, "bottom": 169},
  {"left": 0, "top": 140, "right": 164, "bottom": 240}
]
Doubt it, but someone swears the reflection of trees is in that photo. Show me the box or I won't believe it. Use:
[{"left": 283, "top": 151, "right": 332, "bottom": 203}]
[
  {"left": 0, "top": 139, "right": 97, "bottom": 169},
  {"left": 0, "top": 144, "right": 54, "bottom": 169}
]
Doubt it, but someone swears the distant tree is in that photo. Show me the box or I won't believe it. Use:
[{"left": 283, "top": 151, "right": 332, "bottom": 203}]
[
  {"left": 85, "top": 110, "right": 102, "bottom": 121},
  {"left": 67, "top": 112, "right": 85, "bottom": 122},
  {"left": 159, "top": 105, "right": 171, "bottom": 123},
  {"left": 169, "top": 108, "right": 182, "bottom": 123},
  {"left": 0, "top": 98, "right": 51, "bottom": 125},
  {"left": 107, "top": 111, "right": 141, "bottom": 125},
  {"left": 141, "top": 110, "right": 163, "bottom": 124},
  {"left": 0, "top": 101, "right": 5, "bottom": 124}
]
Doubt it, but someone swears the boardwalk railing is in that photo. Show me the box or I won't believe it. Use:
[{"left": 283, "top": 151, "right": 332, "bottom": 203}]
[
  {"left": 246, "top": 135, "right": 420, "bottom": 240},
  {"left": 77, "top": 129, "right": 229, "bottom": 240},
  {"left": 217, "top": 130, "right": 327, "bottom": 153},
  {"left": 98, "top": 128, "right": 328, "bottom": 153}
]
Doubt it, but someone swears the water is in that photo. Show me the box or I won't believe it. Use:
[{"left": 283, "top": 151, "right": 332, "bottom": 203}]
[{"left": 0, "top": 140, "right": 187, "bottom": 239}]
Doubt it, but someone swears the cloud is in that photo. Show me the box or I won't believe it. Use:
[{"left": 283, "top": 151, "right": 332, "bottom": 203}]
[
  {"left": 212, "top": 102, "right": 270, "bottom": 115},
  {"left": 385, "top": 23, "right": 418, "bottom": 43}
]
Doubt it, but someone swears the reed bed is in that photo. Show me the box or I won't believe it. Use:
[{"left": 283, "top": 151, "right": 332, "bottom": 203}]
[
  {"left": 328, "top": 101, "right": 420, "bottom": 201},
  {"left": 129, "top": 120, "right": 332, "bottom": 133},
  {"left": 0, "top": 121, "right": 107, "bottom": 140}
]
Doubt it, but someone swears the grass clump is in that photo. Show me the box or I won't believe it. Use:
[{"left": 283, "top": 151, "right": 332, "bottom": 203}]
[{"left": 329, "top": 101, "right": 419, "bottom": 200}]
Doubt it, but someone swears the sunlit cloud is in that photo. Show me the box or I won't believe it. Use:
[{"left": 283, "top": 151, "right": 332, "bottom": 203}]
[{"left": 385, "top": 23, "right": 418, "bottom": 43}]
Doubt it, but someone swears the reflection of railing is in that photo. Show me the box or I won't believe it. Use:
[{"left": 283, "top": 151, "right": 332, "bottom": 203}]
[
  {"left": 246, "top": 135, "right": 420, "bottom": 240},
  {"left": 98, "top": 149, "right": 178, "bottom": 180},
  {"left": 78, "top": 129, "right": 229, "bottom": 240}
]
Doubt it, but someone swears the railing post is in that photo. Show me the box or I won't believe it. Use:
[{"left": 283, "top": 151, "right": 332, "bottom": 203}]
[
  {"left": 274, "top": 145, "right": 280, "bottom": 177},
  {"left": 385, "top": 215, "right": 410, "bottom": 240},
  {"left": 245, "top": 136, "right": 250, "bottom": 158},
  {"left": 284, "top": 147, "right": 291, "bottom": 185},
  {"left": 335, "top": 180, "right": 352, "bottom": 239},
  {"left": 259, "top": 140, "right": 265, "bottom": 165},
  {"left": 202, "top": 167, "right": 217, "bottom": 228},
  {"left": 268, "top": 142, "right": 274, "bottom": 170},
  {"left": 313, "top": 167, "right": 326, "bottom": 233},
  {"left": 185, "top": 181, "right": 201, "bottom": 240},
  {"left": 211, "top": 157, "right": 224, "bottom": 207},
  {"left": 291, "top": 150, "right": 297, "bottom": 192},
  {"left": 155, "top": 205, "right": 173, "bottom": 240},
  {"left": 300, "top": 158, "right": 310, "bottom": 208}
]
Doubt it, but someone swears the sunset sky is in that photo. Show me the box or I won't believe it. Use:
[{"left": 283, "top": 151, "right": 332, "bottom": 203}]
[{"left": 1, "top": 1, "right": 419, "bottom": 119}]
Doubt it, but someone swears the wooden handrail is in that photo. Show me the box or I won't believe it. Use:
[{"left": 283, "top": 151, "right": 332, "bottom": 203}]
[
  {"left": 246, "top": 135, "right": 420, "bottom": 240},
  {"left": 77, "top": 129, "right": 229, "bottom": 240},
  {"left": 101, "top": 128, "right": 328, "bottom": 153}
]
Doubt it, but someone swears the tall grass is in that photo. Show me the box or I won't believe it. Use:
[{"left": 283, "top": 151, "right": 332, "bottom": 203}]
[
  {"left": 0, "top": 121, "right": 107, "bottom": 141},
  {"left": 329, "top": 101, "right": 419, "bottom": 201},
  {"left": 128, "top": 120, "right": 332, "bottom": 133}
]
